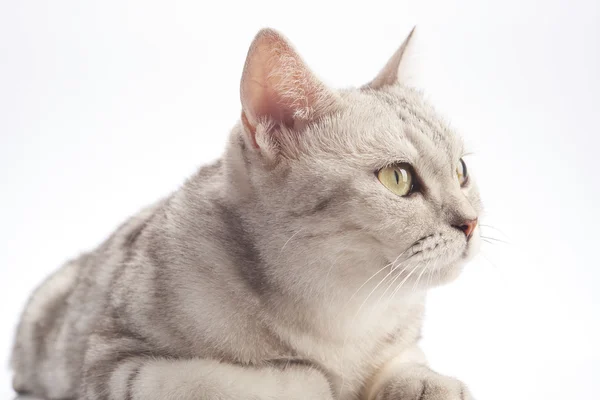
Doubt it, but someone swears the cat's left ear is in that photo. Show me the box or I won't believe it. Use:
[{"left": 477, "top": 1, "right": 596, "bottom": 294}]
[{"left": 364, "top": 26, "right": 419, "bottom": 89}]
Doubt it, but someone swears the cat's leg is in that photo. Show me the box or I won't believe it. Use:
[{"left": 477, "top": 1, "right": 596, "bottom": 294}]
[
  {"left": 365, "top": 346, "right": 473, "bottom": 400},
  {"left": 82, "top": 339, "right": 334, "bottom": 400}
]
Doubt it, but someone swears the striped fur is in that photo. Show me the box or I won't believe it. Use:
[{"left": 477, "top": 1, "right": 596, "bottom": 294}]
[{"left": 11, "top": 28, "right": 480, "bottom": 400}]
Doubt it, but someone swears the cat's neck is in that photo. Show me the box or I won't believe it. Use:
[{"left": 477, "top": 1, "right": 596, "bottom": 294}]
[{"left": 177, "top": 127, "right": 427, "bottom": 340}]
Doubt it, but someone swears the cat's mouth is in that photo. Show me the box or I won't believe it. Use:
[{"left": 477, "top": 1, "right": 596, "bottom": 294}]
[
  {"left": 378, "top": 232, "right": 478, "bottom": 288},
  {"left": 402, "top": 231, "right": 475, "bottom": 267}
]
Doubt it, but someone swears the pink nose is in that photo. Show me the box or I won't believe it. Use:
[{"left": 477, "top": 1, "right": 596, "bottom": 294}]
[{"left": 455, "top": 218, "right": 478, "bottom": 240}]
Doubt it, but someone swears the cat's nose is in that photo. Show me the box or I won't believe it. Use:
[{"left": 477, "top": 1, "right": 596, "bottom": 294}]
[{"left": 453, "top": 218, "right": 478, "bottom": 241}]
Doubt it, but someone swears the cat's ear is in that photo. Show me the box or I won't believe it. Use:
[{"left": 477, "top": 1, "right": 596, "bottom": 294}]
[
  {"left": 240, "top": 28, "right": 338, "bottom": 149},
  {"left": 364, "top": 26, "right": 419, "bottom": 89}
]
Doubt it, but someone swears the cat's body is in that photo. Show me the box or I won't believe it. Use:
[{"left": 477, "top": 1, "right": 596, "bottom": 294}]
[
  {"left": 12, "top": 28, "right": 481, "bottom": 400},
  {"left": 11, "top": 179, "right": 423, "bottom": 399}
]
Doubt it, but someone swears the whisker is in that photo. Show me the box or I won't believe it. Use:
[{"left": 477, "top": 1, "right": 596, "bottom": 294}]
[
  {"left": 337, "top": 262, "right": 398, "bottom": 400},
  {"left": 324, "top": 246, "right": 349, "bottom": 283},
  {"left": 337, "top": 247, "right": 414, "bottom": 398},
  {"left": 343, "top": 251, "right": 406, "bottom": 307},
  {"left": 386, "top": 263, "right": 422, "bottom": 305},
  {"left": 479, "top": 224, "right": 510, "bottom": 240},
  {"left": 412, "top": 260, "right": 431, "bottom": 291},
  {"left": 353, "top": 266, "right": 397, "bottom": 318},
  {"left": 479, "top": 251, "right": 501, "bottom": 269},
  {"left": 280, "top": 228, "right": 305, "bottom": 252},
  {"left": 427, "top": 265, "right": 434, "bottom": 288},
  {"left": 480, "top": 235, "right": 510, "bottom": 245},
  {"left": 371, "top": 255, "right": 417, "bottom": 317},
  {"left": 382, "top": 262, "right": 411, "bottom": 297}
]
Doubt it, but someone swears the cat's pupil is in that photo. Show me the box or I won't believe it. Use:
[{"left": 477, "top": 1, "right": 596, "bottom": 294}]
[{"left": 394, "top": 170, "right": 400, "bottom": 184}]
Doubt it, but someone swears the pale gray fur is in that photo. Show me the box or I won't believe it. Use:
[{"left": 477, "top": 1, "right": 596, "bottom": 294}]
[{"left": 11, "top": 27, "right": 482, "bottom": 400}]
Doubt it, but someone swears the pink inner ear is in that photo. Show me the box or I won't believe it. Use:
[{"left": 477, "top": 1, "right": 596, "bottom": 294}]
[
  {"left": 240, "top": 29, "right": 335, "bottom": 130},
  {"left": 246, "top": 78, "right": 295, "bottom": 128}
]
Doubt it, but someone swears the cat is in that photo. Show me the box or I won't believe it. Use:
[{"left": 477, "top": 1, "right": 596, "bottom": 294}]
[{"left": 11, "top": 27, "right": 482, "bottom": 400}]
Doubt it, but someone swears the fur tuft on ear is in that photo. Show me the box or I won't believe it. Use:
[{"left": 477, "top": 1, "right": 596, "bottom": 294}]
[
  {"left": 364, "top": 26, "right": 419, "bottom": 89},
  {"left": 240, "top": 28, "right": 338, "bottom": 149}
]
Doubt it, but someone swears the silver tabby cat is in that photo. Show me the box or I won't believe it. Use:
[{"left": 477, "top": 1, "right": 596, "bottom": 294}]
[{"left": 11, "top": 27, "right": 482, "bottom": 400}]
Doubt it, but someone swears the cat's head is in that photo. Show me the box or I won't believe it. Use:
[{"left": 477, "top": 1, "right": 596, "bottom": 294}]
[{"left": 227, "top": 28, "right": 482, "bottom": 298}]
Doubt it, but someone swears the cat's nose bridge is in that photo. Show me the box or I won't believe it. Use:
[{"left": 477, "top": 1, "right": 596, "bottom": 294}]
[{"left": 439, "top": 189, "right": 477, "bottom": 223}]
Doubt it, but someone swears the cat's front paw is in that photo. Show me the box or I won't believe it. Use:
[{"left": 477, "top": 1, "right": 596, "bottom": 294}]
[{"left": 374, "top": 366, "right": 472, "bottom": 400}]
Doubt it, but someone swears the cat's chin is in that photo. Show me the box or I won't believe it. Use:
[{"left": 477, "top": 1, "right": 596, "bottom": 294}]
[
  {"left": 431, "top": 237, "right": 480, "bottom": 287},
  {"left": 416, "top": 238, "right": 481, "bottom": 288},
  {"left": 428, "top": 262, "right": 467, "bottom": 287}
]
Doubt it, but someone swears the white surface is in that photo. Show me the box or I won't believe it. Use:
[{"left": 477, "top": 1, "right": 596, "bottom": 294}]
[{"left": 1, "top": 1, "right": 599, "bottom": 399}]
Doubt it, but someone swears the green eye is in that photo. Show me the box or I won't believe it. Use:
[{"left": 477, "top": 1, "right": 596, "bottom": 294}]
[
  {"left": 377, "top": 163, "right": 413, "bottom": 196},
  {"left": 457, "top": 158, "right": 468, "bottom": 186}
]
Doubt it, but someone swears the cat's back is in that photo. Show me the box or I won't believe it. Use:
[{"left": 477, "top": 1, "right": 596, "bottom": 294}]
[
  {"left": 12, "top": 158, "right": 287, "bottom": 399},
  {"left": 10, "top": 198, "right": 166, "bottom": 399}
]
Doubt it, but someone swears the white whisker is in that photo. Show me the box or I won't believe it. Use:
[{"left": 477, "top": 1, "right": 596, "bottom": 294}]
[
  {"left": 480, "top": 224, "right": 510, "bottom": 240},
  {"left": 336, "top": 248, "right": 413, "bottom": 399},
  {"left": 343, "top": 248, "right": 411, "bottom": 307},
  {"left": 280, "top": 228, "right": 305, "bottom": 252},
  {"left": 324, "top": 246, "right": 349, "bottom": 283},
  {"left": 479, "top": 251, "right": 501, "bottom": 270},
  {"left": 427, "top": 263, "right": 435, "bottom": 288},
  {"left": 386, "top": 261, "right": 424, "bottom": 304},
  {"left": 371, "top": 257, "right": 415, "bottom": 315},
  {"left": 412, "top": 260, "right": 430, "bottom": 291}
]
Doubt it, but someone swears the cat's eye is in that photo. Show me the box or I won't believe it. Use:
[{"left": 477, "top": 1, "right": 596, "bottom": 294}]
[
  {"left": 377, "top": 163, "right": 414, "bottom": 196},
  {"left": 457, "top": 158, "right": 468, "bottom": 186}
]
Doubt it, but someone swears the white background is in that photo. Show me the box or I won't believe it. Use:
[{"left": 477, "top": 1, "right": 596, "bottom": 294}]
[{"left": 1, "top": 1, "right": 599, "bottom": 399}]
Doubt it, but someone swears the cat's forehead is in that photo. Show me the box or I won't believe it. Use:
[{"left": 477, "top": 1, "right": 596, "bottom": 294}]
[{"left": 330, "top": 86, "right": 465, "bottom": 170}]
